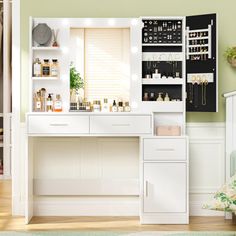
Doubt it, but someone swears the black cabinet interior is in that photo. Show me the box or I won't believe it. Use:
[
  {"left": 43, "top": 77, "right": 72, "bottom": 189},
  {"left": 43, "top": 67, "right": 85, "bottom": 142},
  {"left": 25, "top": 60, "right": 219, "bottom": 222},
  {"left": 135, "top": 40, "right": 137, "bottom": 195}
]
[
  {"left": 142, "top": 85, "right": 182, "bottom": 101},
  {"left": 186, "top": 13, "right": 217, "bottom": 112}
]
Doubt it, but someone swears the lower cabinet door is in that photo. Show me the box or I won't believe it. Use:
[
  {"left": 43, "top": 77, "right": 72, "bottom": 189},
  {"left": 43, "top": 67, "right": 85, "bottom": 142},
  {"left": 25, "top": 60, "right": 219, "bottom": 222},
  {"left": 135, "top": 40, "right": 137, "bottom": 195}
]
[{"left": 143, "top": 162, "right": 186, "bottom": 213}]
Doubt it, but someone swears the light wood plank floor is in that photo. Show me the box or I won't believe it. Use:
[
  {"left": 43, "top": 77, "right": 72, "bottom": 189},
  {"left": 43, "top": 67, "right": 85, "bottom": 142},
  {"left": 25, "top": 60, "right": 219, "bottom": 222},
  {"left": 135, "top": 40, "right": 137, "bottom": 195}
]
[{"left": 1, "top": 180, "right": 235, "bottom": 231}]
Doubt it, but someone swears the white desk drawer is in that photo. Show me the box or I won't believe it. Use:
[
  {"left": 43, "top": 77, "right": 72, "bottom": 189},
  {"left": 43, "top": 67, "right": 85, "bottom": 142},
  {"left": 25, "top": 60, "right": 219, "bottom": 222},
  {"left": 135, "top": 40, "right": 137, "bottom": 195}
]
[
  {"left": 28, "top": 115, "right": 89, "bottom": 134},
  {"left": 143, "top": 138, "right": 186, "bottom": 161},
  {"left": 90, "top": 115, "right": 152, "bottom": 134}
]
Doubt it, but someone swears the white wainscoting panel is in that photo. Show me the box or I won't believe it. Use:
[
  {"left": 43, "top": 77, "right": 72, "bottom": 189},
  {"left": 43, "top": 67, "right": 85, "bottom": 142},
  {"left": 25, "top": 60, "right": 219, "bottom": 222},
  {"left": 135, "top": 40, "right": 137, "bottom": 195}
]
[
  {"left": 14, "top": 122, "right": 225, "bottom": 216},
  {"left": 187, "top": 123, "right": 225, "bottom": 216}
]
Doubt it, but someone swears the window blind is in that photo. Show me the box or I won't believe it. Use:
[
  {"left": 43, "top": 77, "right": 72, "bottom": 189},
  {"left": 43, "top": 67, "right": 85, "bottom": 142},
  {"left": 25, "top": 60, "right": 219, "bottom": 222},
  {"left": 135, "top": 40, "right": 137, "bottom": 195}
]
[{"left": 84, "top": 28, "right": 130, "bottom": 102}]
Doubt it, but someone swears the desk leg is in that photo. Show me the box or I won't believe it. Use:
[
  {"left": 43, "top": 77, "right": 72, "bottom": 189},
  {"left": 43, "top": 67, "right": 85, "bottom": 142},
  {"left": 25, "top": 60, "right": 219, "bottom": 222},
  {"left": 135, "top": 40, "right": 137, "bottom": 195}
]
[{"left": 25, "top": 136, "right": 34, "bottom": 224}]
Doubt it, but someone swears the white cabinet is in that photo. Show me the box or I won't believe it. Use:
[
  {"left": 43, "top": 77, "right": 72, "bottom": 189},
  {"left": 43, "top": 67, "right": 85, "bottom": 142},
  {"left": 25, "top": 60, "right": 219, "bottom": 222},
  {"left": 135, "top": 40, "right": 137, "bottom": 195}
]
[
  {"left": 140, "top": 136, "right": 189, "bottom": 224},
  {"left": 143, "top": 162, "right": 186, "bottom": 213}
]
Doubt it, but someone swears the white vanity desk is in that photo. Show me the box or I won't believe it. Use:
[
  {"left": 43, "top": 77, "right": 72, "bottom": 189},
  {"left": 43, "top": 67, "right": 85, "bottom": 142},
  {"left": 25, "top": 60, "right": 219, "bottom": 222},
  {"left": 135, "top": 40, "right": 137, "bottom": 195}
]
[
  {"left": 26, "top": 112, "right": 188, "bottom": 225},
  {"left": 26, "top": 17, "right": 189, "bottom": 224}
]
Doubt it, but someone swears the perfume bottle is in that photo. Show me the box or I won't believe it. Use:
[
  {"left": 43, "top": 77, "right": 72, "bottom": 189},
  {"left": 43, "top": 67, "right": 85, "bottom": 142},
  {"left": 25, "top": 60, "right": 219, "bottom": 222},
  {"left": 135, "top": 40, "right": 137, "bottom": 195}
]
[
  {"left": 118, "top": 101, "right": 124, "bottom": 112},
  {"left": 102, "top": 98, "right": 110, "bottom": 112},
  {"left": 124, "top": 102, "right": 131, "bottom": 112},
  {"left": 112, "top": 100, "right": 118, "bottom": 112},
  {"left": 54, "top": 94, "right": 62, "bottom": 112},
  {"left": 164, "top": 93, "right": 170, "bottom": 101},
  {"left": 156, "top": 93, "right": 163, "bottom": 101},
  {"left": 143, "top": 92, "right": 149, "bottom": 101},
  {"left": 46, "top": 93, "right": 53, "bottom": 112},
  {"left": 150, "top": 93, "right": 155, "bottom": 101}
]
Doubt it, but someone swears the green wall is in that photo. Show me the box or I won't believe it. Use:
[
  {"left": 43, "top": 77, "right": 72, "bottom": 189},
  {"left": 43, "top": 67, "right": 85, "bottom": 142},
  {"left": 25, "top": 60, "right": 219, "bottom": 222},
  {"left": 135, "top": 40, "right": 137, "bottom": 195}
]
[{"left": 21, "top": 0, "right": 236, "bottom": 122}]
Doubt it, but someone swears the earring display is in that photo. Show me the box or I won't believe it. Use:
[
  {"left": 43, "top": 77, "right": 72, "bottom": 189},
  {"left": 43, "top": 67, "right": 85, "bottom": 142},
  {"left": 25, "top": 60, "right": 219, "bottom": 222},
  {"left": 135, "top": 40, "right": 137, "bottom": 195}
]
[
  {"left": 142, "top": 19, "right": 182, "bottom": 44},
  {"left": 186, "top": 26, "right": 212, "bottom": 61}
]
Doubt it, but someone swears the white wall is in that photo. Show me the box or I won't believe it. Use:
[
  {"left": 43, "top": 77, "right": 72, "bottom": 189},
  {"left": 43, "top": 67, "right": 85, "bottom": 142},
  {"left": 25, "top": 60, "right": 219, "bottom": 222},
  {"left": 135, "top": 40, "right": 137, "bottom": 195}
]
[{"left": 16, "top": 122, "right": 225, "bottom": 216}]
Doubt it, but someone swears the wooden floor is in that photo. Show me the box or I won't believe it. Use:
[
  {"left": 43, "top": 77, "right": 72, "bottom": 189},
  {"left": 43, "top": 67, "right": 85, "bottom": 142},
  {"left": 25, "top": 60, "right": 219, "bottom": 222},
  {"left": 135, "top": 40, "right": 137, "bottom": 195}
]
[{"left": 0, "top": 180, "right": 236, "bottom": 231}]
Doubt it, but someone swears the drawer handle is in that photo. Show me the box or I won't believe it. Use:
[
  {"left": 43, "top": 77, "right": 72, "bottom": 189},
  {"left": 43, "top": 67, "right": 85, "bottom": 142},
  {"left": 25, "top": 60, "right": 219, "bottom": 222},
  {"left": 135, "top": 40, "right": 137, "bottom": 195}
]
[
  {"left": 155, "top": 148, "right": 175, "bottom": 152},
  {"left": 49, "top": 123, "right": 69, "bottom": 127},
  {"left": 112, "top": 124, "right": 131, "bottom": 127}
]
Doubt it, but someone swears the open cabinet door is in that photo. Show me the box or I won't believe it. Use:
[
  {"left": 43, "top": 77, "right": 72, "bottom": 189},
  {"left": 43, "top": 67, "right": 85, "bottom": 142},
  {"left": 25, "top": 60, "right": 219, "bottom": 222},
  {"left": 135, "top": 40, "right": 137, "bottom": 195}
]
[{"left": 186, "top": 14, "right": 217, "bottom": 112}]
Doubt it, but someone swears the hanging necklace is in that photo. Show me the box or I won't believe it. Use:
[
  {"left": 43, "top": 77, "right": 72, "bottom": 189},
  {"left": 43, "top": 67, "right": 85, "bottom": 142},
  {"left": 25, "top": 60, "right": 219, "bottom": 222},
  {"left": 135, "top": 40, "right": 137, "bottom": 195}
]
[
  {"left": 201, "top": 80, "right": 208, "bottom": 106},
  {"left": 189, "top": 83, "right": 193, "bottom": 104},
  {"left": 147, "top": 60, "right": 152, "bottom": 74}
]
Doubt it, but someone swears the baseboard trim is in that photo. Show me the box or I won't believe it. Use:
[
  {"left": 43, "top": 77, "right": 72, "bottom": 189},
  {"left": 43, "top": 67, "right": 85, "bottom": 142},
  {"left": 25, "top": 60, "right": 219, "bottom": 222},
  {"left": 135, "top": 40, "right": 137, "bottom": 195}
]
[{"left": 33, "top": 198, "right": 139, "bottom": 216}]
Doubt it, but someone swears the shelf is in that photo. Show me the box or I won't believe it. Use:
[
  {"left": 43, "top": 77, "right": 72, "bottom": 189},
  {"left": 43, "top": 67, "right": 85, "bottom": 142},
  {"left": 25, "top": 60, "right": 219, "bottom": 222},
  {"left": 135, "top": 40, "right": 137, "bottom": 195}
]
[
  {"left": 188, "top": 28, "right": 209, "bottom": 33},
  {"left": 32, "top": 77, "right": 59, "bottom": 80},
  {"left": 142, "top": 43, "right": 183, "bottom": 46},
  {"left": 141, "top": 101, "right": 184, "bottom": 113},
  {"left": 188, "top": 36, "right": 209, "bottom": 40},
  {"left": 188, "top": 52, "right": 208, "bottom": 55},
  {"left": 0, "top": 113, "right": 3, "bottom": 117},
  {"left": 187, "top": 44, "right": 208, "bottom": 48},
  {"left": 142, "top": 78, "right": 183, "bottom": 85},
  {"left": 32, "top": 47, "right": 60, "bottom": 51},
  {"left": 0, "top": 141, "right": 3, "bottom": 147}
]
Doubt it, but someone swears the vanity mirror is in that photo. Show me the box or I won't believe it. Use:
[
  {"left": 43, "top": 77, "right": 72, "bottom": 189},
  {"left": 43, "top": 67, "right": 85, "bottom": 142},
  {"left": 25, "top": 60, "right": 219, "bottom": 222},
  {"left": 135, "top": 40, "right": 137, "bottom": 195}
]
[{"left": 29, "top": 18, "right": 141, "bottom": 113}]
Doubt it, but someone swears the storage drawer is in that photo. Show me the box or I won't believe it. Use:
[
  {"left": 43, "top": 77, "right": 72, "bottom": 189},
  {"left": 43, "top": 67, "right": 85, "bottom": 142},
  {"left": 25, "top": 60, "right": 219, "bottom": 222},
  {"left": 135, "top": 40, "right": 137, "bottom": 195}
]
[
  {"left": 143, "top": 138, "right": 186, "bottom": 161},
  {"left": 90, "top": 115, "right": 152, "bottom": 134},
  {"left": 28, "top": 115, "right": 89, "bottom": 134}
]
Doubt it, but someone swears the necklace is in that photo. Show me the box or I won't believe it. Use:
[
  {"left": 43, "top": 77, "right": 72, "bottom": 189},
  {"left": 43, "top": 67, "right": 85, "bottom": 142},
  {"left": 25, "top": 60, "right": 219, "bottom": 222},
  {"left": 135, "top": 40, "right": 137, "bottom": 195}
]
[
  {"left": 201, "top": 80, "right": 208, "bottom": 106},
  {"left": 189, "top": 83, "right": 193, "bottom": 104}
]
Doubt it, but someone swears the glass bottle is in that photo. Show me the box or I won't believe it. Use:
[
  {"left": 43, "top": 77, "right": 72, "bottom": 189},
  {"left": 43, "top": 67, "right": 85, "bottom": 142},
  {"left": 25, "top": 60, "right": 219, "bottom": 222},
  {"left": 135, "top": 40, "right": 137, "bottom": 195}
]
[
  {"left": 124, "top": 102, "right": 131, "bottom": 112},
  {"left": 42, "top": 59, "right": 51, "bottom": 77},
  {"left": 150, "top": 93, "right": 155, "bottom": 101},
  {"left": 118, "top": 101, "right": 124, "bottom": 112},
  {"left": 33, "top": 58, "right": 42, "bottom": 77},
  {"left": 112, "top": 100, "right": 118, "bottom": 112},
  {"left": 143, "top": 92, "right": 149, "bottom": 101},
  {"left": 46, "top": 93, "right": 53, "bottom": 112},
  {"left": 93, "top": 100, "right": 101, "bottom": 112},
  {"left": 51, "top": 59, "right": 59, "bottom": 77},
  {"left": 102, "top": 98, "right": 109, "bottom": 112},
  {"left": 54, "top": 94, "right": 62, "bottom": 112}
]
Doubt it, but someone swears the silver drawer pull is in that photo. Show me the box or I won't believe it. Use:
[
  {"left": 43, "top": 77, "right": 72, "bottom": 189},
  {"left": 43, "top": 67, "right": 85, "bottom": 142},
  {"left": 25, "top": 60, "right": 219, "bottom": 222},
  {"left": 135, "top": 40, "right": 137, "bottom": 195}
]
[
  {"left": 49, "top": 123, "right": 69, "bottom": 127},
  {"left": 112, "top": 124, "right": 131, "bottom": 127},
  {"left": 155, "top": 148, "right": 175, "bottom": 152}
]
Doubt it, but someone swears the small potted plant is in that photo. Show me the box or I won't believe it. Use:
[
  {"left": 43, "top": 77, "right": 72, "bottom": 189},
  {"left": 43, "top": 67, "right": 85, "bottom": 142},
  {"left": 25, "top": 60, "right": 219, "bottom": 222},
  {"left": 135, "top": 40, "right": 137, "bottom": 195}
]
[
  {"left": 70, "top": 63, "right": 84, "bottom": 103},
  {"left": 225, "top": 47, "right": 236, "bottom": 67}
]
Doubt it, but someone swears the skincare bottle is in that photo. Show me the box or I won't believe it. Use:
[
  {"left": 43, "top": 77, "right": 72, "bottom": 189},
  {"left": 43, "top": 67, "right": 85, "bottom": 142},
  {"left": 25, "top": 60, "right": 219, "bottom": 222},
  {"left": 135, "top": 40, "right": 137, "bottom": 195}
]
[
  {"left": 124, "top": 102, "right": 131, "bottom": 112},
  {"left": 51, "top": 59, "right": 59, "bottom": 77},
  {"left": 93, "top": 100, "right": 101, "bottom": 112},
  {"left": 152, "top": 69, "right": 161, "bottom": 79},
  {"left": 33, "top": 58, "right": 42, "bottom": 77},
  {"left": 150, "top": 92, "right": 155, "bottom": 101},
  {"left": 102, "top": 98, "right": 110, "bottom": 112},
  {"left": 54, "top": 94, "right": 62, "bottom": 112},
  {"left": 143, "top": 92, "right": 149, "bottom": 101},
  {"left": 156, "top": 93, "right": 164, "bottom": 101},
  {"left": 164, "top": 93, "right": 170, "bottom": 101},
  {"left": 112, "top": 100, "right": 118, "bottom": 112},
  {"left": 46, "top": 93, "right": 53, "bottom": 112},
  {"left": 118, "top": 101, "right": 124, "bottom": 112},
  {"left": 42, "top": 59, "right": 51, "bottom": 77}
]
